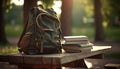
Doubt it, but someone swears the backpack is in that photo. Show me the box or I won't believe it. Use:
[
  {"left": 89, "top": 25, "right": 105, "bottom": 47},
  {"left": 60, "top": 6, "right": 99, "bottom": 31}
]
[{"left": 18, "top": 7, "right": 62, "bottom": 55}]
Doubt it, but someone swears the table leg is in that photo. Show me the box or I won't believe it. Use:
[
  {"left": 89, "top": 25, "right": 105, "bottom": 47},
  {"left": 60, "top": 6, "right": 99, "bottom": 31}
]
[{"left": 62, "top": 59, "right": 87, "bottom": 68}]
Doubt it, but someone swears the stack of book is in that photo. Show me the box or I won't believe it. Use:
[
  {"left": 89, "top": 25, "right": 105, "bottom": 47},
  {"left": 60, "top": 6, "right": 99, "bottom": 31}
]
[{"left": 62, "top": 36, "right": 93, "bottom": 53}]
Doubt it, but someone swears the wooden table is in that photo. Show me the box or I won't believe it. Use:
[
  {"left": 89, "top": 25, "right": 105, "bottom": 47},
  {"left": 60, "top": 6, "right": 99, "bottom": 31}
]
[{"left": 0, "top": 46, "right": 111, "bottom": 69}]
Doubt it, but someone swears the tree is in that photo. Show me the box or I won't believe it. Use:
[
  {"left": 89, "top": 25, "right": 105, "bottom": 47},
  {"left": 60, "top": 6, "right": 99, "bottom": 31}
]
[
  {"left": 23, "top": 0, "right": 38, "bottom": 25},
  {"left": 102, "top": 0, "right": 120, "bottom": 26},
  {"left": 0, "top": 0, "right": 10, "bottom": 44},
  {"left": 60, "top": 0, "right": 73, "bottom": 36},
  {"left": 94, "top": 0, "right": 105, "bottom": 41}
]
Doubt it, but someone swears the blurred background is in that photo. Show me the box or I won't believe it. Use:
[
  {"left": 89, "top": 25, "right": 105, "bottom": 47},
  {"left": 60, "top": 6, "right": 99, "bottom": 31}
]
[{"left": 0, "top": 0, "right": 120, "bottom": 69}]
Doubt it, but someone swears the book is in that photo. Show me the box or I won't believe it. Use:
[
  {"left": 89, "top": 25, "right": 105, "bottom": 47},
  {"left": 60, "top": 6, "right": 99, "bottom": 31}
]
[
  {"left": 63, "top": 44, "right": 93, "bottom": 53},
  {"left": 65, "top": 40, "right": 89, "bottom": 44},
  {"left": 64, "top": 36, "right": 88, "bottom": 40},
  {"left": 64, "top": 36, "right": 89, "bottom": 44},
  {"left": 63, "top": 42, "right": 93, "bottom": 47},
  {"left": 80, "top": 42, "right": 93, "bottom": 47},
  {"left": 62, "top": 35, "right": 93, "bottom": 53}
]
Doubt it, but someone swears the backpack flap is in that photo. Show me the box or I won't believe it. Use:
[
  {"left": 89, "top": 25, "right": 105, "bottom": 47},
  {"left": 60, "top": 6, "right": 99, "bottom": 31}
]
[{"left": 36, "top": 11, "right": 62, "bottom": 54}]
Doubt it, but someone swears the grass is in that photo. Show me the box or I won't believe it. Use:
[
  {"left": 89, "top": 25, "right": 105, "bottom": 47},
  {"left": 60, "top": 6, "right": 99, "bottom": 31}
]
[
  {"left": 72, "top": 24, "right": 120, "bottom": 41},
  {"left": 5, "top": 24, "right": 23, "bottom": 37},
  {"left": 105, "top": 52, "right": 120, "bottom": 59},
  {"left": 104, "top": 27, "right": 120, "bottom": 41},
  {"left": 72, "top": 24, "right": 94, "bottom": 38},
  {"left": 0, "top": 45, "right": 19, "bottom": 55}
]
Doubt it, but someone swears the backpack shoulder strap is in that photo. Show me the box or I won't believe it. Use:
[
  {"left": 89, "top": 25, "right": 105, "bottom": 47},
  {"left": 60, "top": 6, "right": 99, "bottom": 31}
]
[{"left": 18, "top": 20, "right": 29, "bottom": 48}]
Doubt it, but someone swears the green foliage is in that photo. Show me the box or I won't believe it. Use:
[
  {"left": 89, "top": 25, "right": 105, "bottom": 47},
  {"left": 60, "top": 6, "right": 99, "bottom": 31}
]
[
  {"left": 102, "top": 0, "right": 120, "bottom": 27},
  {"left": 40, "top": 0, "right": 54, "bottom": 8},
  {"left": 2, "top": 0, "right": 12, "bottom": 13},
  {"left": 72, "top": 0, "right": 94, "bottom": 24},
  {"left": 4, "top": 4, "right": 23, "bottom": 25}
]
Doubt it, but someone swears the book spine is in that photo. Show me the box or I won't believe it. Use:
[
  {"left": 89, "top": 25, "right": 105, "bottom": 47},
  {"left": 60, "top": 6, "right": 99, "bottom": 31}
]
[
  {"left": 64, "top": 38, "right": 88, "bottom": 41},
  {"left": 65, "top": 40, "right": 89, "bottom": 44}
]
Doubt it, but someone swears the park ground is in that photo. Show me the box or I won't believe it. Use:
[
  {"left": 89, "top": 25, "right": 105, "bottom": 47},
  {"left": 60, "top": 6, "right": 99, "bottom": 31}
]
[{"left": 0, "top": 37, "right": 120, "bottom": 69}]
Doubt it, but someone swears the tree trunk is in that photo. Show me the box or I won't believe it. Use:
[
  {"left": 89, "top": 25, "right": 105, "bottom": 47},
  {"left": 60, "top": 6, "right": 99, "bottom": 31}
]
[
  {"left": 94, "top": 0, "right": 105, "bottom": 41},
  {"left": 0, "top": 0, "right": 8, "bottom": 44},
  {"left": 23, "top": 0, "right": 37, "bottom": 26},
  {"left": 60, "top": 0, "right": 73, "bottom": 36}
]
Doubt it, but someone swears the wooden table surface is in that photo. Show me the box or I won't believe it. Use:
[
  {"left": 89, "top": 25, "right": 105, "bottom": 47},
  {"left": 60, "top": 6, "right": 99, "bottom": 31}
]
[{"left": 0, "top": 46, "right": 111, "bottom": 65}]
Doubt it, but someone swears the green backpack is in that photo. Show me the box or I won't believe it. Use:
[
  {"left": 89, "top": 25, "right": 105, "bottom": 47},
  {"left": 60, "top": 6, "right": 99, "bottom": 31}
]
[{"left": 18, "top": 7, "right": 62, "bottom": 55}]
